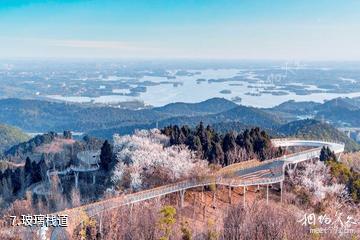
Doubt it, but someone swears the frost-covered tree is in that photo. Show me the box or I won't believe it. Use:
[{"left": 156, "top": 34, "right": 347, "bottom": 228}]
[
  {"left": 111, "top": 129, "right": 209, "bottom": 190},
  {"left": 288, "top": 160, "right": 345, "bottom": 203}
]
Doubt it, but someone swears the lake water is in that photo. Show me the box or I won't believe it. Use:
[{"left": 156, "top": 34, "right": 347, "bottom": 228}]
[{"left": 47, "top": 69, "right": 360, "bottom": 108}]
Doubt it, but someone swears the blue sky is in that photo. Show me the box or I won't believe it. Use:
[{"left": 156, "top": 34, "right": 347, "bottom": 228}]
[{"left": 0, "top": 0, "right": 359, "bottom": 60}]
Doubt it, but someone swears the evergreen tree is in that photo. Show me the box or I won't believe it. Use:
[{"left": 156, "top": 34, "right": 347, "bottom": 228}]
[
  {"left": 31, "top": 161, "right": 42, "bottom": 183},
  {"left": 1, "top": 176, "right": 12, "bottom": 200},
  {"left": 63, "top": 130, "right": 72, "bottom": 139},
  {"left": 11, "top": 168, "right": 22, "bottom": 194},
  {"left": 193, "top": 136, "right": 203, "bottom": 153},
  {"left": 223, "top": 132, "right": 236, "bottom": 153},
  {"left": 24, "top": 157, "right": 32, "bottom": 175},
  {"left": 162, "top": 123, "right": 277, "bottom": 166},
  {"left": 196, "top": 122, "right": 207, "bottom": 148},
  {"left": 320, "top": 146, "right": 337, "bottom": 162},
  {"left": 100, "top": 140, "right": 113, "bottom": 171},
  {"left": 38, "top": 154, "right": 48, "bottom": 181},
  {"left": 209, "top": 142, "right": 224, "bottom": 165}
]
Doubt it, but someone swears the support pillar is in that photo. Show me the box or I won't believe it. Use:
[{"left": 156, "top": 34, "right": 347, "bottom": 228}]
[
  {"left": 201, "top": 185, "right": 204, "bottom": 202},
  {"left": 74, "top": 172, "right": 79, "bottom": 188},
  {"left": 212, "top": 189, "right": 216, "bottom": 208},
  {"left": 266, "top": 184, "right": 269, "bottom": 205},
  {"left": 47, "top": 170, "right": 51, "bottom": 183},
  {"left": 294, "top": 163, "right": 298, "bottom": 171},
  {"left": 59, "top": 177, "right": 64, "bottom": 193},
  {"left": 192, "top": 193, "right": 196, "bottom": 218},
  {"left": 92, "top": 175, "right": 96, "bottom": 184},
  {"left": 99, "top": 212, "right": 103, "bottom": 238},
  {"left": 337, "top": 153, "right": 342, "bottom": 162},
  {"left": 128, "top": 203, "right": 134, "bottom": 225},
  {"left": 280, "top": 181, "right": 283, "bottom": 203},
  {"left": 203, "top": 205, "right": 206, "bottom": 220},
  {"left": 257, "top": 185, "right": 260, "bottom": 192},
  {"left": 180, "top": 190, "right": 185, "bottom": 208},
  {"left": 130, "top": 203, "right": 134, "bottom": 216},
  {"left": 228, "top": 185, "right": 232, "bottom": 204},
  {"left": 243, "top": 186, "right": 246, "bottom": 206}
]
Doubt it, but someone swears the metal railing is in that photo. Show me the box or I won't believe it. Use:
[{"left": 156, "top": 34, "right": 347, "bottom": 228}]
[
  {"left": 81, "top": 139, "right": 345, "bottom": 216},
  {"left": 45, "top": 138, "right": 345, "bottom": 240}
]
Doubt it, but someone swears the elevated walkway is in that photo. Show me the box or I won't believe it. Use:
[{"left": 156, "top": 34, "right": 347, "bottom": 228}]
[{"left": 42, "top": 138, "right": 345, "bottom": 239}]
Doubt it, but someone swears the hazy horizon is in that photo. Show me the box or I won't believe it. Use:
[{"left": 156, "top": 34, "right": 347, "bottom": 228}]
[{"left": 1, "top": 0, "right": 360, "bottom": 60}]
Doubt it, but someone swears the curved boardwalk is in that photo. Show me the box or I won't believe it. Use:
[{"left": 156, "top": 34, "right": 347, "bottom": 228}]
[
  {"left": 32, "top": 151, "right": 100, "bottom": 195},
  {"left": 45, "top": 139, "right": 344, "bottom": 239}
]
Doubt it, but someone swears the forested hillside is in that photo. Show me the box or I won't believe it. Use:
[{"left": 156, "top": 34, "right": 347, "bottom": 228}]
[
  {"left": 5, "top": 132, "right": 60, "bottom": 157},
  {"left": 0, "top": 98, "right": 282, "bottom": 138},
  {"left": 153, "top": 97, "right": 238, "bottom": 116},
  {"left": 159, "top": 105, "right": 282, "bottom": 128},
  {"left": 162, "top": 123, "right": 283, "bottom": 165},
  {"left": 2, "top": 97, "right": 360, "bottom": 150},
  {"left": 269, "top": 97, "right": 360, "bottom": 127},
  {"left": 0, "top": 98, "right": 168, "bottom": 132},
  {"left": 278, "top": 119, "right": 360, "bottom": 151},
  {"left": 0, "top": 124, "right": 29, "bottom": 154}
]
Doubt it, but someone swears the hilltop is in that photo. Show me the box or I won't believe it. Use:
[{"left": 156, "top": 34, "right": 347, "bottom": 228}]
[
  {"left": 0, "top": 124, "right": 29, "bottom": 154},
  {"left": 153, "top": 97, "right": 238, "bottom": 116},
  {"left": 278, "top": 119, "right": 360, "bottom": 151},
  {"left": 269, "top": 97, "right": 360, "bottom": 127}
]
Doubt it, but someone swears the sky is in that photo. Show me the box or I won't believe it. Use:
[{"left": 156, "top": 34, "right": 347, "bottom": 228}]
[{"left": 0, "top": 0, "right": 359, "bottom": 60}]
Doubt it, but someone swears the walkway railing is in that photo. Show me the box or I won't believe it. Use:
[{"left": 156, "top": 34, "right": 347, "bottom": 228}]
[
  {"left": 76, "top": 139, "right": 345, "bottom": 215},
  {"left": 43, "top": 138, "right": 345, "bottom": 240}
]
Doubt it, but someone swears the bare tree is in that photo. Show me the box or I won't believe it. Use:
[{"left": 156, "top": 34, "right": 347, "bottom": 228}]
[{"left": 223, "top": 200, "right": 310, "bottom": 240}]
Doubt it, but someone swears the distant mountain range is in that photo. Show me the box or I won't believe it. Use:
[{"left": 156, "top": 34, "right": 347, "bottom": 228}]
[
  {"left": 0, "top": 97, "right": 279, "bottom": 134},
  {"left": 267, "top": 97, "right": 360, "bottom": 126},
  {"left": 0, "top": 97, "right": 359, "bottom": 151}
]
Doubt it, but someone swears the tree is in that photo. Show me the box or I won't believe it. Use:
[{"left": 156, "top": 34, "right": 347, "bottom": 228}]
[
  {"left": 223, "top": 132, "right": 237, "bottom": 166},
  {"left": 158, "top": 205, "right": 176, "bottom": 240},
  {"left": 349, "top": 177, "right": 360, "bottom": 202},
  {"left": 209, "top": 142, "right": 224, "bottom": 165},
  {"left": 223, "top": 203, "right": 310, "bottom": 240},
  {"left": 73, "top": 210, "right": 98, "bottom": 240},
  {"left": 162, "top": 123, "right": 278, "bottom": 166},
  {"left": 288, "top": 160, "right": 345, "bottom": 203},
  {"left": 83, "top": 135, "right": 90, "bottom": 143},
  {"left": 320, "top": 146, "right": 337, "bottom": 162},
  {"left": 24, "top": 157, "right": 32, "bottom": 186},
  {"left": 112, "top": 130, "right": 208, "bottom": 190},
  {"left": 1, "top": 177, "right": 11, "bottom": 200},
  {"left": 222, "top": 132, "right": 236, "bottom": 153},
  {"left": 24, "top": 157, "right": 32, "bottom": 174},
  {"left": 193, "top": 136, "right": 203, "bottom": 153},
  {"left": 30, "top": 161, "right": 42, "bottom": 183},
  {"left": 11, "top": 168, "right": 22, "bottom": 195},
  {"left": 38, "top": 154, "right": 48, "bottom": 182},
  {"left": 100, "top": 140, "right": 113, "bottom": 171},
  {"left": 205, "top": 220, "right": 219, "bottom": 240},
  {"left": 180, "top": 221, "right": 192, "bottom": 240},
  {"left": 63, "top": 130, "right": 72, "bottom": 139}
]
